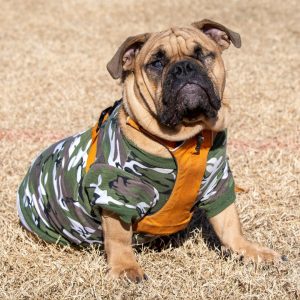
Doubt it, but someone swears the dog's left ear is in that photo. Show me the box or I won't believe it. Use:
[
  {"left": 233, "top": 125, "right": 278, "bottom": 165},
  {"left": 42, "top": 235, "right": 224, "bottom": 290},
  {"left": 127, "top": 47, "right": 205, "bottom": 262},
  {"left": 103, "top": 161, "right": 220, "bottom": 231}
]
[
  {"left": 107, "top": 33, "right": 151, "bottom": 79},
  {"left": 192, "top": 19, "right": 241, "bottom": 51}
]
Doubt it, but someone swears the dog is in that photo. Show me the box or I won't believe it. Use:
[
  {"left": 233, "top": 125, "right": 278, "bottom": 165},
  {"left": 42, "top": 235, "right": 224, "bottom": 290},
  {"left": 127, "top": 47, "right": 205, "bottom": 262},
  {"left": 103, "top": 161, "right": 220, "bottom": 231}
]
[{"left": 17, "top": 19, "right": 284, "bottom": 282}]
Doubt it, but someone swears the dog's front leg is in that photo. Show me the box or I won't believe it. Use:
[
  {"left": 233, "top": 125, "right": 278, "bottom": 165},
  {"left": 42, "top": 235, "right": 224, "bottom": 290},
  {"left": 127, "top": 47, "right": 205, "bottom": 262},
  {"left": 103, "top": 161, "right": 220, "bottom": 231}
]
[
  {"left": 209, "top": 203, "right": 283, "bottom": 262},
  {"left": 101, "top": 210, "right": 146, "bottom": 282}
]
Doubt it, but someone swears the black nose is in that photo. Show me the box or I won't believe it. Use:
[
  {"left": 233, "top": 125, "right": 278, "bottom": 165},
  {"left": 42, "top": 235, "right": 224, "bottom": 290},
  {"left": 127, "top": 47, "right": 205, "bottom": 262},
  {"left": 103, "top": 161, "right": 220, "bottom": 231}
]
[{"left": 172, "top": 61, "right": 196, "bottom": 79}]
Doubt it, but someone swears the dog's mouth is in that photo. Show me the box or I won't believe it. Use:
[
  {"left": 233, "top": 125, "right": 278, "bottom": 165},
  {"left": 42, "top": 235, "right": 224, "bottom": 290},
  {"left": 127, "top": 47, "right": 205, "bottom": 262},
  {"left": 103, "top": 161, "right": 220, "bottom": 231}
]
[{"left": 160, "top": 82, "right": 221, "bottom": 127}]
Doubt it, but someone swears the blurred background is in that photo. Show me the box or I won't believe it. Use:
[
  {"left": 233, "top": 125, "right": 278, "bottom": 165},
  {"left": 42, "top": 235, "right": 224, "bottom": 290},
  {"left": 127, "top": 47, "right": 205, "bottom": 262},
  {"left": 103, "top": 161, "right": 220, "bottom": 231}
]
[{"left": 0, "top": 1, "right": 299, "bottom": 299}]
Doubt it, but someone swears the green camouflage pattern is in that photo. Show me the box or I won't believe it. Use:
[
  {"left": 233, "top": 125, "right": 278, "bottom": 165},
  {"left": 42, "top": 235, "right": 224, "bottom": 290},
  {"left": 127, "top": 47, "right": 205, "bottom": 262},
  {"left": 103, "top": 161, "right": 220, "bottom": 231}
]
[{"left": 17, "top": 102, "right": 235, "bottom": 246}]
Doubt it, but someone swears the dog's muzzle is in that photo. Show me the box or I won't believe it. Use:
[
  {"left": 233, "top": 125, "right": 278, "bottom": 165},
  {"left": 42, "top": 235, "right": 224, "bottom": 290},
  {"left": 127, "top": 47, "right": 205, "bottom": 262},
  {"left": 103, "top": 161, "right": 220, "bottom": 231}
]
[{"left": 160, "top": 60, "right": 221, "bottom": 127}]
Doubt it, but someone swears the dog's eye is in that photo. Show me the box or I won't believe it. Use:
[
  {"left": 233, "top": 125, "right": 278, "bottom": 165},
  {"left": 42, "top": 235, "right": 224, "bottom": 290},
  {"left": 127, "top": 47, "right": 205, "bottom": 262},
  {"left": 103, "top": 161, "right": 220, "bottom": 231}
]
[
  {"left": 194, "top": 47, "right": 215, "bottom": 64},
  {"left": 204, "top": 52, "right": 216, "bottom": 64},
  {"left": 194, "top": 47, "right": 205, "bottom": 60},
  {"left": 149, "top": 60, "right": 164, "bottom": 69}
]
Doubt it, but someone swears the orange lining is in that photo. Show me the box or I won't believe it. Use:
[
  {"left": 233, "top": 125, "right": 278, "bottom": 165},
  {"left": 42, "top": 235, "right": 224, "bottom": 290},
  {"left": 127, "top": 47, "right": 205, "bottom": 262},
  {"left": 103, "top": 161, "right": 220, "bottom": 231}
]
[
  {"left": 85, "top": 114, "right": 109, "bottom": 173},
  {"left": 133, "top": 128, "right": 213, "bottom": 235}
]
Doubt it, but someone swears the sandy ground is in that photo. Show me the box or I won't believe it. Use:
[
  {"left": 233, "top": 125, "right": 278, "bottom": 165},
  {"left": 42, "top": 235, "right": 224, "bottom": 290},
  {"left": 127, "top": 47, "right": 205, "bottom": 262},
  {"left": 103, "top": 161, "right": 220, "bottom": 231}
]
[{"left": 0, "top": 0, "right": 299, "bottom": 299}]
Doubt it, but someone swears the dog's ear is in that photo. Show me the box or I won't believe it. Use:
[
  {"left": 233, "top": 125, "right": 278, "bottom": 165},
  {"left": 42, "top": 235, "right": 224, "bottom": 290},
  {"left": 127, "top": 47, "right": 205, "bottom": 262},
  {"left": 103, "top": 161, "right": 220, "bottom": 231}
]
[
  {"left": 192, "top": 19, "right": 241, "bottom": 51},
  {"left": 107, "top": 33, "right": 151, "bottom": 79}
]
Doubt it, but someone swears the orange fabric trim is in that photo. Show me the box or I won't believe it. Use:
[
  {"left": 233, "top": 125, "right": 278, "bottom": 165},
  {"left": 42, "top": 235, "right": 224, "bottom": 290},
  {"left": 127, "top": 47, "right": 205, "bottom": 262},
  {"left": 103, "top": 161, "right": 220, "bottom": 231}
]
[
  {"left": 133, "top": 130, "right": 212, "bottom": 235},
  {"left": 125, "top": 117, "right": 214, "bottom": 235},
  {"left": 85, "top": 114, "right": 109, "bottom": 173},
  {"left": 85, "top": 123, "right": 99, "bottom": 173}
]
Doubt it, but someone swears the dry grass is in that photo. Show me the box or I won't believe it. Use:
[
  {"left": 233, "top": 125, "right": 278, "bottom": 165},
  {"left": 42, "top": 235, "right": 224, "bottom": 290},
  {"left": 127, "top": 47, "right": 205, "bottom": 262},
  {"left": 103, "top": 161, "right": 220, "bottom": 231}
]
[{"left": 0, "top": 0, "right": 299, "bottom": 299}]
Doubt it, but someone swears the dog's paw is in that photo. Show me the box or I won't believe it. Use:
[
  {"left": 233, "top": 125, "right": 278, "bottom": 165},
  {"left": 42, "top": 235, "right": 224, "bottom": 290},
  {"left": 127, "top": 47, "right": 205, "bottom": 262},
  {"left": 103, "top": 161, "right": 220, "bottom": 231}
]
[
  {"left": 107, "top": 265, "right": 148, "bottom": 283},
  {"left": 235, "top": 240, "right": 284, "bottom": 263}
]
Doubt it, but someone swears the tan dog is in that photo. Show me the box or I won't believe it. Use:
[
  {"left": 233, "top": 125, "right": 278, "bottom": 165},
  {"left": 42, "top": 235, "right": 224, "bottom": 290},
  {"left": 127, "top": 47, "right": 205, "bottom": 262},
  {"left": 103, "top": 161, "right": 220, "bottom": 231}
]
[
  {"left": 17, "top": 19, "right": 284, "bottom": 283},
  {"left": 102, "top": 19, "right": 283, "bottom": 281}
]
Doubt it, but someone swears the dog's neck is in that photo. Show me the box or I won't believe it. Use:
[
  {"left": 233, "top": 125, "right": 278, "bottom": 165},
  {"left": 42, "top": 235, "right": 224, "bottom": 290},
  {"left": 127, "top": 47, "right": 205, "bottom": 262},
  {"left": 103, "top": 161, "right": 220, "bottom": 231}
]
[{"left": 118, "top": 106, "right": 173, "bottom": 158}]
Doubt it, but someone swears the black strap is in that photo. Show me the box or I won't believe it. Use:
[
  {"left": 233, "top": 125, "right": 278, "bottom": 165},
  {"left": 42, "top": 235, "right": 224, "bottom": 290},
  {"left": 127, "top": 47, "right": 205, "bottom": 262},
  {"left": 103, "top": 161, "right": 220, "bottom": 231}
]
[{"left": 97, "top": 99, "right": 122, "bottom": 131}]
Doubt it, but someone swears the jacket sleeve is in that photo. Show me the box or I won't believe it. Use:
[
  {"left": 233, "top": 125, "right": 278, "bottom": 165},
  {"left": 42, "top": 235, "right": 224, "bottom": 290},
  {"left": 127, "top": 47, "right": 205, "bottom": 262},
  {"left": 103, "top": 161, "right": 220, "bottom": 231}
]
[{"left": 82, "top": 163, "right": 158, "bottom": 224}]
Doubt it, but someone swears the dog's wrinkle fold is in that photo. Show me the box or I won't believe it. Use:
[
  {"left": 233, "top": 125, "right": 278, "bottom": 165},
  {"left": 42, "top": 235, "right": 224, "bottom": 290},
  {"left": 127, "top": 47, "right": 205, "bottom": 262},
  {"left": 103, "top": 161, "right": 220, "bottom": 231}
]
[
  {"left": 169, "top": 34, "right": 180, "bottom": 58},
  {"left": 141, "top": 69, "right": 156, "bottom": 102},
  {"left": 175, "top": 33, "right": 198, "bottom": 56},
  {"left": 177, "top": 36, "right": 189, "bottom": 55}
]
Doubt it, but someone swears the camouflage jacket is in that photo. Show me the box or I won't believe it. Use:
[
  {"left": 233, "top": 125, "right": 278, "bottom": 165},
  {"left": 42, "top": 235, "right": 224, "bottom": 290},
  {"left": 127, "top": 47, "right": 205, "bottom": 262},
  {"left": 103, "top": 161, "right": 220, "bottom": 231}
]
[{"left": 17, "top": 101, "right": 235, "bottom": 246}]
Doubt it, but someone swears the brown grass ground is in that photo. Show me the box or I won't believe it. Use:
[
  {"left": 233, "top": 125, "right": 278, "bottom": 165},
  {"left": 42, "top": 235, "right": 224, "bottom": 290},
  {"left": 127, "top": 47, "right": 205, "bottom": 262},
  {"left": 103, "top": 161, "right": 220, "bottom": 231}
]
[{"left": 0, "top": 0, "right": 299, "bottom": 299}]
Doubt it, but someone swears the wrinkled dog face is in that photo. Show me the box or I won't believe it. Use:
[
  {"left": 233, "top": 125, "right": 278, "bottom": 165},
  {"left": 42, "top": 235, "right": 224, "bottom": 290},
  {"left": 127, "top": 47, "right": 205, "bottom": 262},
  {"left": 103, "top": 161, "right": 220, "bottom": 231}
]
[
  {"left": 141, "top": 29, "right": 223, "bottom": 127},
  {"left": 107, "top": 20, "right": 241, "bottom": 139}
]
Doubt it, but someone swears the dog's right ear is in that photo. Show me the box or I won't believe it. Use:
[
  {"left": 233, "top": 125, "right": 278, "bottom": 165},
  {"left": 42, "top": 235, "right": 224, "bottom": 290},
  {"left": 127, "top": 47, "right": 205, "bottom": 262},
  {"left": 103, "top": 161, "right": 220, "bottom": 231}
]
[
  {"left": 192, "top": 19, "right": 241, "bottom": 51},
  {"left": 107, "top": 33, "right": 151, "bottom": 79}
]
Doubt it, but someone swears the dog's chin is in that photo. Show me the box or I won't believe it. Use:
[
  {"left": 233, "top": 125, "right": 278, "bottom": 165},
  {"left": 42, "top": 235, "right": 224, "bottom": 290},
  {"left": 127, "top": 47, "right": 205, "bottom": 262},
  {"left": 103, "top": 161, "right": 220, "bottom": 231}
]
[
  {"left": 159, "top": 83, "right": 219, "bottom": 128},
  {"left": 177, "top": 83, "right": 208, "bottom": 110},
  {"left": 182, "top": 117, "right": 203, "bottom": 125},
  {"left": 181, "top": 111, "right": 218, "bottom": 126},
  {"left": 159, "top": 108, "right": 218, "bottom": 129}
]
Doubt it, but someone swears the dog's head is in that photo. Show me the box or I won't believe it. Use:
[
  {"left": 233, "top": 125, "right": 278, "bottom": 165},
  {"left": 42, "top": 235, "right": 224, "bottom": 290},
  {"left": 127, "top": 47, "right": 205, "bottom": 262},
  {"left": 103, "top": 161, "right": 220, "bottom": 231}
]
[{"left": 107, "top": 19, "right": 241, "bottom": 141}]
